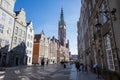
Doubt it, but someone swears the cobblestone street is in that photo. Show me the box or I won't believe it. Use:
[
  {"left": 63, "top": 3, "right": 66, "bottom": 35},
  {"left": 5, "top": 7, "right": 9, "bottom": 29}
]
[{"left": 0, "top": 64, "right": 103, "bottom": 80}]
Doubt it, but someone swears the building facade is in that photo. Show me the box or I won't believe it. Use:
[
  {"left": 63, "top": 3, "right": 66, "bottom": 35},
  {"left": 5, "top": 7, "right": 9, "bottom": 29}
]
[
  {"left": 49, "top": 37, "right": 58, "bottom": 64},
  {"left": 0, "top": 0, "right": 34, "bottom": 66},
  {"left": 10, "top": 8, "right": 27, "bottom": 66},
  {"left": 58, "top": 8, "right": 70, "bottom": 63},
  {"left": 77, "top": 0, "right": 90, "bottom": 66},
  {"left": 32, "top": 34, "right": 40, "bottom": 64},
  {"left": 0, "top": 0, "right": 16, "bottom": 66},
  {"left": 33, "top": 31, "right": 44, "bottom": 65},
  {"left": 78, "top": 0, "right": 120, "bottom": 79},
  {"left": 26, "top": 21, "right": 34, "bottom": 65},
  {"left": 44, "top": 38, "right": 50, "bottom": 64},
  {"left": 58, "top": 8, "right": 66, "bottom": 47}
]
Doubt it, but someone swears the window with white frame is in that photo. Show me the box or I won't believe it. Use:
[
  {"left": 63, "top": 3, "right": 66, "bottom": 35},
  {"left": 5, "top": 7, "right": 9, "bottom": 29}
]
[
  {"left": 29, "top": 57, "right": 31, "bottom": 63},
  {"left": 1, "top": 13, "right": 6, "bottom": 21},
  {"left": 0, "top": 24, "right": 4, "bottom": 33},
  {"left": 31, "top": 36, "right": 32, "bottom": 40},
  {"left": 3, "top": 1, "right": 9, "bottom": 10},
  {"left": 6, "top": 28, "right": 11, "bottom": 35},
  {"left": 104, "top": 34, "right": 115, "bottom": 70},
  {"left": 26, "top": 50, "right": 28, "bottom": 54},
  {"left": 20, "top": 21, "right": 23, "bottom": 25},
  {"left": 15, "top": 27, "right": 18, "bottom": 34},
  {"left": 0, "top": 38, "right": 2, "bottom": 43},
  {"left": 8, "top": 17, "right": 13, "bottom": 25},
  {"left": 30, "top": 51, "right": 31, "bottom": 54},
  {"left": 14, "top": 37, "right": 17, "bottom": 44},
  {"left": 5, "top": 40, "right": 9, "bottom": 45},
  {"left": 22, "top": 39, "right": 25, "bottom": 43},
  {"left": 30, "top": 28, "right": 32, "bottom": 33},
  {"left": 27, "top": 41, "right": 29, "bottom": 47},
  {"left": 30, "top": 43, "right": 32, "bottom": 48},
  {"left": 22, "top": 31, "right": 25, "bottom": 37},
  {"left": 1, "top": 39, "right": 5, "bottom": 46},
  {"left": 28, "top": 34, "right": 30, "bottom": 39},
  {"left": 19, "top": 29, "right": 22, "bottom": 36},
  {"left": 18, "top": 38, "right": 21, "bottom": 44}
]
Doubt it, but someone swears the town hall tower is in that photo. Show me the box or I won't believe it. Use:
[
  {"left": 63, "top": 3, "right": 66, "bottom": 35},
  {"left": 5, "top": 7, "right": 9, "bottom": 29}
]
[{"left": 58, "top": 8, "right": 66, "bottom": 46}]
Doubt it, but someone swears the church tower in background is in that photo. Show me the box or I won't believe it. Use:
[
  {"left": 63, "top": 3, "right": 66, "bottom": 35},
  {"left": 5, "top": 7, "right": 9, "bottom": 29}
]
[{"left": 58, "top": 8, "right": 66, "bottom": 46}]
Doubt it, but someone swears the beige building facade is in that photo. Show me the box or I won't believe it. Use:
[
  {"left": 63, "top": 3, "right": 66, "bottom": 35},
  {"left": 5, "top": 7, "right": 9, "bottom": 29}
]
[
  {"left": 0, "top": 0, "right": 16, "bottom": 66},
  {"left": 10, "top": 8, "right": 27, "bottom": 66}
]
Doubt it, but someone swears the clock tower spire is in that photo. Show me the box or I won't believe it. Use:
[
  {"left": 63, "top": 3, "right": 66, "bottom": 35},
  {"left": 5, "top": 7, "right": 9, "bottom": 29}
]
[{"left": 58, "top": 8, "right": 66, "bottom": 46}]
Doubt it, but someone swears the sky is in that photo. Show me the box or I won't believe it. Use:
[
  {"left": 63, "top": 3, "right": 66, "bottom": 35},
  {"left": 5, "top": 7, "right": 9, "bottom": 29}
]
[{"left": 14, "top": 0, "right": 81, "bottom": 55}]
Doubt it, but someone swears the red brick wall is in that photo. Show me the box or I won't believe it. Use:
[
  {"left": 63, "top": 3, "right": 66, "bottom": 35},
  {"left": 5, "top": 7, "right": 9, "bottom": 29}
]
[{"left": 32, "top": 43, "right": 39, "bottom": 64}]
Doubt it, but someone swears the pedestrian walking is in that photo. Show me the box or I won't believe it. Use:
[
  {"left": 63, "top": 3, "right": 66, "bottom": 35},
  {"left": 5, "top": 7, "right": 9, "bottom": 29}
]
[
  {"left": 75, "top": 62, "right": 80, "bottom": 72},
  {"left": 63, "top": 63, "right": 66, "bottom": 68},
  {"left": 46, "top": 60, "right": 49, "bottom": 65},
  {"left": 41, "top": 58, "right": 44, "bottom": 66},
  {"left": 96, "top": 66, "right": 100, "bottom": 79}
]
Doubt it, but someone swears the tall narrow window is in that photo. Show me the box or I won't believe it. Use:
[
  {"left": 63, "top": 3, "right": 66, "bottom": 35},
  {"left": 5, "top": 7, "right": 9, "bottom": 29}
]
[
  {"left": 0, "top": 24, "right": 4, "bottom": 33},
  {"left": 27, "top": 42, "right": 29, "bottom": 47},
  {"left": 28, "top": 34, "right": 30, "bottom": 39},
  {"left": 31, "top": 36, "right": 33, "bottom": 40},
  {"left": 8, "top": 17, "right": 13, "bottom": 25},
  {"left": 5, "top": 40, "right": 9, "bottom": 45},
  {"left": 104, "top": 34, "right": 115, "bottom": 71},
  {"left": 3, "top": 1, "right": 9, "bottom": 10},
  {"left": 19, "top": 29, "right": 22, "bottom": 36},
  {"left": 14, "top": 37, "right": 17, "bottom": 44},
  {"left": 15, "top": 27, "right": 18, "bottom": 34},
  {"left": 1, "top": 13, "right": 6, "bottom": 21},
  {"left": 92, "top": 0, "right": 96, "bottom": 8},
  {"left": 89, "top": 3, "right": 92, "bottom": 15},
  {"left": 101, "top": 3, "right": 107, "bottom": 23},
  {"left": 29, "top": 57, "right": 31, "bottom": 63},
  {"left": 6, "top": 28, "right": 11, "bottom": 35},
  {"left": 30, "top": 28, "right": 32, "bottom": 32},
  {"left": 18, "top": 38, "right": 21, "bottom": 44},
  {"left": 22, "top": 31, "right": 25, "bottom": 37}
]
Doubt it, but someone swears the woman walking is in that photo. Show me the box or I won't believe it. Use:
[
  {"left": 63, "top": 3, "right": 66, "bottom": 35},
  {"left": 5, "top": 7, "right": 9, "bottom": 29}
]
[{"left": 75, "top": 62, "right": 80, "bottom": 72}]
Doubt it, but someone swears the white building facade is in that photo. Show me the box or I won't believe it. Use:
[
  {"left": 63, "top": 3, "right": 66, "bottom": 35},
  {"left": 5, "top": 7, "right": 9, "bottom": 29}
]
[{"left": 26, "top": 21, "right": 34, "bottom": 65}]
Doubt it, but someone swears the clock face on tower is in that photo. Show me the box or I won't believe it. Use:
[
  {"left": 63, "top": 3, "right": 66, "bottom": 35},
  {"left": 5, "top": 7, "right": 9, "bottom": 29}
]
[
  {"left": 60, "top": 25, "right": 66, "bottom": 29},
  {"left": 64, "top": 26, "right": 66, "bottom": 29},
  {"left": 60, "top": 25, "right": 63, "bottom": 28}
]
